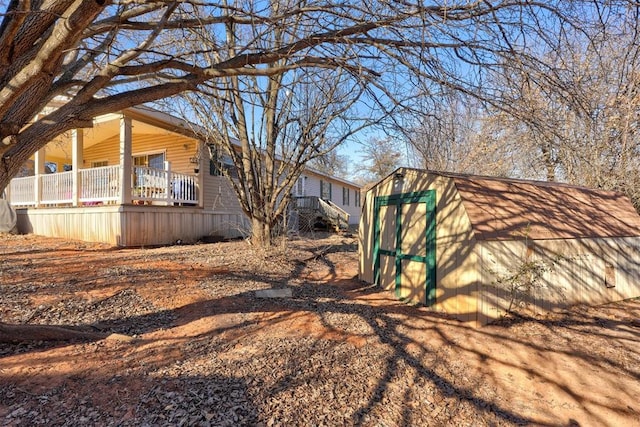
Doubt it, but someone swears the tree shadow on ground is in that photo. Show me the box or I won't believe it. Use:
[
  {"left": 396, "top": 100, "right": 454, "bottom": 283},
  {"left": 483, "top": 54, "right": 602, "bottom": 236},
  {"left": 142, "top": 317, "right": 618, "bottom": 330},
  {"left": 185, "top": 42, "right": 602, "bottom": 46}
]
[{"left": 2, "top": 238, "right": 639, "bottom": 425}]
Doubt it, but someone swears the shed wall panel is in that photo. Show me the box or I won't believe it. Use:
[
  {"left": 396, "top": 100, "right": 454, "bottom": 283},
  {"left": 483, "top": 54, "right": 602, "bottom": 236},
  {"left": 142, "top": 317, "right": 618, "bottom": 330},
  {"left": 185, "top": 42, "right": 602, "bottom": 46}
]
[
  {"left": 400, "top": 259, "right": 427, "bottom": 302},
  {"left": 477, "top": 237, "right": 640, "bottom": 324},
  {"left": 400, "top": 202, "right": 426, "bottom": 256},
  {"left": 379, "top": 254, "right": 395, "bottom": 291}
]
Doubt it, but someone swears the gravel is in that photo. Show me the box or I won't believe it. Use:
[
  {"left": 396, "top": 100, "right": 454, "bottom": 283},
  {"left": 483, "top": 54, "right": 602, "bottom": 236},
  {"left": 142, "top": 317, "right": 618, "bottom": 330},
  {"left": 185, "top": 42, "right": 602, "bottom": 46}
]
[{"left": 1, "top": 233, "right": 639, "bottom": 426}]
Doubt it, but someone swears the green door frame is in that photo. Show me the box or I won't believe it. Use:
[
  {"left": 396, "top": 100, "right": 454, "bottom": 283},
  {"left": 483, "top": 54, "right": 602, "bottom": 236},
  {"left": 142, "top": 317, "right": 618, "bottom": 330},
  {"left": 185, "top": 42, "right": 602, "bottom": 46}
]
[{"left": 373, "top": 190, "right": 436, "bottom": 306}]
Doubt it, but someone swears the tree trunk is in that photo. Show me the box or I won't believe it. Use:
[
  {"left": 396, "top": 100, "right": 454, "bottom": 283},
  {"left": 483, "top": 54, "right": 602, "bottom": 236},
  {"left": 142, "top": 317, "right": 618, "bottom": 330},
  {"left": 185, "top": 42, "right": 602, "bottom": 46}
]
[
  {"left": 1, "top": 153, "right": 25, "bottom": 195},
  {"left": 251, "top": 217, "right": 273, "bottom": 248},
  {"left": 0, "top": 322, "right": 107, "bottom": 343}
]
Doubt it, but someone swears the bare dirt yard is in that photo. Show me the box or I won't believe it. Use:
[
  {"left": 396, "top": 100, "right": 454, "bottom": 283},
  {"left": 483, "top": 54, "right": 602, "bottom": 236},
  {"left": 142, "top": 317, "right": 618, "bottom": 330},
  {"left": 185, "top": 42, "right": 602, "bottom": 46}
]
[{"left": 0, "top": 233, "right": 639, "bottom": 426}]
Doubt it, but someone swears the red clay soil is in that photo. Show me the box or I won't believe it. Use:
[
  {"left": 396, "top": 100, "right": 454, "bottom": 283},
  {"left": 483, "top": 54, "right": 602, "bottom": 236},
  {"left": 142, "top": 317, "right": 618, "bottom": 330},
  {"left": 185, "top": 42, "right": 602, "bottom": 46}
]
[{"left": 0, "top": 233, "right": 639, "bottom": 426}]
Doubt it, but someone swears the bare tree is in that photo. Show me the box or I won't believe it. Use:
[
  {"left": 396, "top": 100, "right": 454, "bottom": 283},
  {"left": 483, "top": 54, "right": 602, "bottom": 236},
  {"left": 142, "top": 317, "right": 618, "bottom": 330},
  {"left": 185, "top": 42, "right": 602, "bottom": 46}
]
[
  {"left": 308, "top": 151, "right": 350, "bottom": 179},
  {"left": 404, "top": 91, "right": 516, "bottom": 176},
  {"left": 0, "top": 0, "right": 600, "bottom": 195},
  {"left": 357, "top": 136, "right": 404, "bottom": 184},
  {"left": 179, "top": 66, "right": 366, "bottom": 246},
  {"left": 482, "top": 4, "right": 640, "bottom": 208}
]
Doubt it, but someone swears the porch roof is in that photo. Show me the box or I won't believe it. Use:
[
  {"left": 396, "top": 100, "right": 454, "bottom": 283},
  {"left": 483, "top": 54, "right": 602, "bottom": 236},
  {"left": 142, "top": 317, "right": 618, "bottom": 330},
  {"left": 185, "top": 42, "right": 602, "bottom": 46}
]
[{"left": 44, "top": 106, "right": 200, "bottom": 160}]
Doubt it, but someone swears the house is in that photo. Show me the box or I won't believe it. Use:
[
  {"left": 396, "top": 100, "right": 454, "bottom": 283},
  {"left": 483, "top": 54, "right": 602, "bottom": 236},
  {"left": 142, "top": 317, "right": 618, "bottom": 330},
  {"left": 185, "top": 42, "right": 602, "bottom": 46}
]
[
  {"left": 359, "top": 167, "right": 640, "bottom": 326},
  {"left": 6, "top": 105, "right": 362, "bottom": 246}
]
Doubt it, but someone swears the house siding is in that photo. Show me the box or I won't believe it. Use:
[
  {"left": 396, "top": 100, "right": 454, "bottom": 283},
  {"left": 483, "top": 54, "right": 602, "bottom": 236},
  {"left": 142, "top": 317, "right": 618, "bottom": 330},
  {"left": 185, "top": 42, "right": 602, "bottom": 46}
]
[
  {"left": 304, "top": 174, "right": 322, "bottom": 199},
  {"left": 83, "top": 130, "right": 199, "bottom": 174},
  {"left": 202, "top": 174, "right": 243, "bottom": 214},
  {"left": 304, "top": 171, "right": 361, "bottom": 225}
]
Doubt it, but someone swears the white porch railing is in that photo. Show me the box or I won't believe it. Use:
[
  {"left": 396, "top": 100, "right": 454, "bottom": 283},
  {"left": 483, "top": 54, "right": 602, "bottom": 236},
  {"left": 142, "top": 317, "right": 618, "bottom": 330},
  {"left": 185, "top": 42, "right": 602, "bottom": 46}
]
[
  {"left": 8, "top": 166, "right": 198, "bottom": 207},
  {"left": 8, "top": 176, "right": 36, "bottom": 207},
  {"left": 170, "top": 171, "right": 198, "bottom": 205},
  {"left": 41, "top": 171, "right": 73, "bottom": 205},
  {"left": 133, "top": 166, "right": 169, "bottom": 201},
  {"left": 80, "top": 165, "right": 121, "bottom": 204}
]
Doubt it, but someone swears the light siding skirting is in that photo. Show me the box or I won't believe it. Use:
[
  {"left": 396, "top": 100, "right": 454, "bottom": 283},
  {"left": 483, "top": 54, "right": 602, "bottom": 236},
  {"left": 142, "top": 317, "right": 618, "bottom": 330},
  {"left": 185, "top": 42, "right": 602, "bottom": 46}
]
[{"left": 16, "top": 205, "right": 249, "bottom": 247}]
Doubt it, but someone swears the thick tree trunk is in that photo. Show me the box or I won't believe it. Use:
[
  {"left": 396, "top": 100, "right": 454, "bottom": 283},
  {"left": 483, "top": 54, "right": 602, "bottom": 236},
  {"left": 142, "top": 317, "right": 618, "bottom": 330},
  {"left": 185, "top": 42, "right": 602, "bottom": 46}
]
[
  {"left": 1, "top": 152, "right": 25, "bottom": 195},
  {"left": 251, "top": 217, "right": 272, "bottom": 248},
  {"left": 0, "top": 322, "right": 107, "bottom": 343}
]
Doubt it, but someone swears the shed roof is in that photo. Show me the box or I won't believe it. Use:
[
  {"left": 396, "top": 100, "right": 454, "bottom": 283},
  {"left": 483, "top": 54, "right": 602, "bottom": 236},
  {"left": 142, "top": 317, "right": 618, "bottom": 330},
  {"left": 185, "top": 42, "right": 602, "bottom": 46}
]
[
  {"left": 388, "top": 169, "right": 640, "bottom": 241},
  {"left": 434, "top": 171, "right": 640, "bottom": 240}
]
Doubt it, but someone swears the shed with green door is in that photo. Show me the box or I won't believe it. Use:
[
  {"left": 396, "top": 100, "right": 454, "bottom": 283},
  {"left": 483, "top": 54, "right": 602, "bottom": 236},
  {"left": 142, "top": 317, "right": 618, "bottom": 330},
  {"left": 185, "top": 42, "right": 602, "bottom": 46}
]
[{"left": 358, "top": 168, "right": 640, "bottom": 326}]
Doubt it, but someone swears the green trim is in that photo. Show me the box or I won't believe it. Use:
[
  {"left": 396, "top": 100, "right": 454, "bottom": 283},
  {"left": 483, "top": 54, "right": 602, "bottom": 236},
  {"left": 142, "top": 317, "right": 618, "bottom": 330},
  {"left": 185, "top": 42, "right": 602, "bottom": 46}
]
[
  {"left": 373, "top": 190, "right": 436, "bottom": 306},
  {"left": 394, "top": 197, "right": 403, "bottom": 298},
  {"left": 425, "top": 196, "right": 436, "bottom": 305},
  {"left": 373, "top": 197, "right": 381, "bottom": 286},
  {"left": 375, "top": 191, "right": 433, "bottom": 205},
  {"left": 399, "top": 253, "right": 428, "bottom": 263}
]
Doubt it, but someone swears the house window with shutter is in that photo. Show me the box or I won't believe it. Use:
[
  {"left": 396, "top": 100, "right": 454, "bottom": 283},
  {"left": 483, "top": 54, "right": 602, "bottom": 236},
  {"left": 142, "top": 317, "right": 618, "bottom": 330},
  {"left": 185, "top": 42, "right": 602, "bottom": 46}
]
[
  {"left": 343, "top": 187, "right": 350, "bottom": 206},
  {"left": 355, "top": 191, "right": 361, "bottom": 207},
  {"left": 208, "top": 144, "right": 238, "bottom": 178}
]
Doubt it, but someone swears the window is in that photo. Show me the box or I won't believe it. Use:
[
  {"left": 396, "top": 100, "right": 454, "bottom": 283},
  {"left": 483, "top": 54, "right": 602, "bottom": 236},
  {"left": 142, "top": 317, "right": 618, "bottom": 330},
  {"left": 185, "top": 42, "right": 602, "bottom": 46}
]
[
  {"left": 605, "top": 262, "right": 616, "bottom": 288},
  {"left": 133, "top": 152, "right": 165, "bottom": 169},
  {"left": 343, "top": 187, "right": 350, "bottom": 206},
  {"left": 92, "top": 160, "right": 108, "bottom": 168},
  {"left": 133, "top": 152, "right": 165, "bottom": 189},
  {"left": 355, "top": 191, "right": 361, "bottom": 207},
  {"left": 209, "top": 144, "right": 222, "bottom": 176},
  {"left": 208, "top": 144, "right": 237, "bottom": 178},
  {"left": 320, "top": 180, "right": 332, "bottom": 200},
  {"left": 294, "top": 177, "right": 305, "bottom": 196}
]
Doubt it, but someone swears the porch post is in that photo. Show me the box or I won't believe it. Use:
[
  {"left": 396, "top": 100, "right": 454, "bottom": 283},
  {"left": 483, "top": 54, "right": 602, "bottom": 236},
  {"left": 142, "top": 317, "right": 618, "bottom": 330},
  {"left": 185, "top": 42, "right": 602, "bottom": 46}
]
[
  {"left": 119, "top": 116, "right": 133, "bottom": 204},
  {"left": 197, "top": 141, "right": 204, "bottom": 208},
  {"left": 71, "top": 129, "right": 83, "bottom": 207},
  {"left": 34, "top": 148, "right": 45, "bottom": 207},
  {"left": 164, "top": 160, "right": 171, "bottom": 205}
]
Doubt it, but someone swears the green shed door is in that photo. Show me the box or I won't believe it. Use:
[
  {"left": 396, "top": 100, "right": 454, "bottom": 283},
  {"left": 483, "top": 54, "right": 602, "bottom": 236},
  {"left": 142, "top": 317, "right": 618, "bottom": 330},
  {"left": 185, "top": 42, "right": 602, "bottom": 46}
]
[{"left": 373, "top": 191, "right": 436, "bottom": 306}]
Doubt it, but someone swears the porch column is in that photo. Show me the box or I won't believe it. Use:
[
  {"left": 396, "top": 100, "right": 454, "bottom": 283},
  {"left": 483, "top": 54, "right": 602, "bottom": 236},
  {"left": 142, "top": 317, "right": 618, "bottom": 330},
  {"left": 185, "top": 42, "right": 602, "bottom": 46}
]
[
  {"left": 164, "top": 160, "right": 171, "bottom": 205},
  {"left": 197, "top": 141, "right": 205, "bottom": 208},
  {"left": 71, "top": 129, "right": 83, "bottom": 207},
  {"left": 34, "top": 148, "right": 45, "bottom": 208},
  {"left": 119, "top": 116, "right": 132, "bottom": 204}
]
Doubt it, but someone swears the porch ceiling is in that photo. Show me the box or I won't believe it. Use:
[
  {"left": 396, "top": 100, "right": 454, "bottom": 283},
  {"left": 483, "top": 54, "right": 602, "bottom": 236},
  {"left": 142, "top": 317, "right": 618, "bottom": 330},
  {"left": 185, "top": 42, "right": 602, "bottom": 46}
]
[{"left": 44, "top": 117, "right": 187, "bottom": 159}]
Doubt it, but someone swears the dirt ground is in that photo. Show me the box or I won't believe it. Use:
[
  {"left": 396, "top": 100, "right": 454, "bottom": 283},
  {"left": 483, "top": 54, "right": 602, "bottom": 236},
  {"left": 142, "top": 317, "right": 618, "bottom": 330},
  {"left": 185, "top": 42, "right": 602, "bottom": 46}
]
[{"left": 0, "top": 233, "right": 639, "bottom": 426}]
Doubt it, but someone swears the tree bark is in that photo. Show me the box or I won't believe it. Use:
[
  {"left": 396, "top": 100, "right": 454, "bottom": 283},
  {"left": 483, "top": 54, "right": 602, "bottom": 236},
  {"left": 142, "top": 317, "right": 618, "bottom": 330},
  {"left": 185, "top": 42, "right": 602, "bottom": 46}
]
[{"left": 251, "top": 217, "right": 272, "bottom": 248}]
